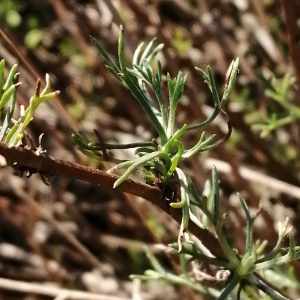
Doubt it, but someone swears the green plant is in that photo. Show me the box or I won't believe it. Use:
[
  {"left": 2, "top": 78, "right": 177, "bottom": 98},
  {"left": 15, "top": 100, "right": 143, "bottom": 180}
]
[
  {"left": 71, "top": 27, "right": 300, "bottom": 299},
  {"left": 72, "top": 25, "right": 237, "bottom": 251},
  {"left": 252, "top": 72, "right": 300, "bottom": 138},
  {"left": 1, "top": 25, "right": 299, "bottom": 299},
  {"left": 0, "top": 59, "right": 59, "bottom": 147},
  {"left": 130, "top": 167, "right": 299, "bottom": 299}
]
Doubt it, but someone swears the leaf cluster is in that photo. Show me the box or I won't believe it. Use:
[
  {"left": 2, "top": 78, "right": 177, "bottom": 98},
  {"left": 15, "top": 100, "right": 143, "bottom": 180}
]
[
  {"left": 71, "top": 27, "right": 300, "bottom": 299},
  {"left": 0, "top": 60, "right": 59, "bottom": 147}
]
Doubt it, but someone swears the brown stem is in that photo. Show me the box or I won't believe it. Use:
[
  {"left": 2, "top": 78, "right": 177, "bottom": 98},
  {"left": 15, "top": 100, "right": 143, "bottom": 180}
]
[
  {"left": 280, "top": 0, "right": 300, "bottom": 88},
  {"left": 0, "top": 142, "right": 224, "bottom": 258}
]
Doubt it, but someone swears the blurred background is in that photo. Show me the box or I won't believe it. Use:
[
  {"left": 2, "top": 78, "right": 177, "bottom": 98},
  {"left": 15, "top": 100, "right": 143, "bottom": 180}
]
[{"left": 0, "top": 0, "right": 299, "bottom": 299}]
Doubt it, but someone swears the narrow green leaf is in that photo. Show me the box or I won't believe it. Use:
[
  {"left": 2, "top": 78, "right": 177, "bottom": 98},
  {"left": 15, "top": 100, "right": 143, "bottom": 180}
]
[
  {"left": 0, "top": 84, "right": 17, "bottom": 141},
  {"left": 0, "top": 84, "right": 19, "bottom": 111},
  {"left": 140, "top": 37, "right": 157, "bottom": 62},
  {"left": 195, "top": 67, "right": 209, "bottom": 83},
  {"left": 90, "top": 36, "right": 120, "bottom": 78},
  {"left": 0, "top": 59, "right": 5, "bottom": 99},
  {"left": 118, "top": 26, "right": 167, "bottom": 143},
  {"left": 207, "top": 66, "right": 220, "bottom": 106},
  {"left": 113, "top": 151, "right": 160, "bottom": 187},
  {"left": 238, "top": 193, "right": 253, "bottom": 254},
  {"left": 3, "top": 64, "right": 18, "bottom": 90},
  {"left": 212, "top": 165, "right": 220, "bottom": 223},
  {"left": 221, "top": 58, "right": 239, "bottom": 106},
  {"left": 133, "top": 41, "right": 144, "bottom": 65}
]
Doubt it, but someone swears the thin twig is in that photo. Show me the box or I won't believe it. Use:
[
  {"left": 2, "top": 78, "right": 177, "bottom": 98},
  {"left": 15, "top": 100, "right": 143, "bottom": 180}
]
[
  {"left": 94, "top": 129, "right": 109, "bottom": 160},
  {"left": 0, "top": 142, "right": 224, "bottom": 258}
]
